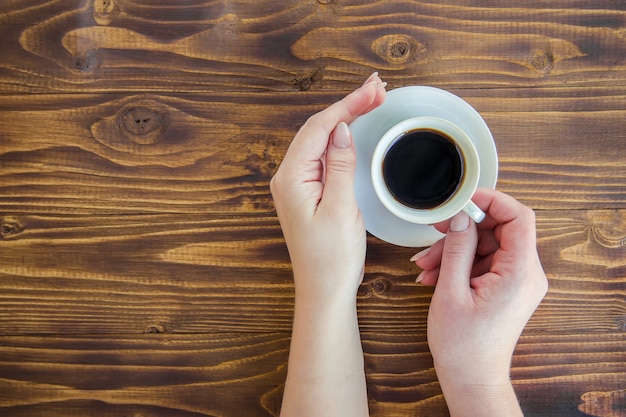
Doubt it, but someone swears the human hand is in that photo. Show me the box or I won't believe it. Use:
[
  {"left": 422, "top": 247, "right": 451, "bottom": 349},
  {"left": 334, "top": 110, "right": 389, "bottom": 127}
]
[
  {"left": 411, "top": 188, "right": 548, "bottom": 416},
  {"left": 271, "top": 73, "right": 386, "bottom": 306}
]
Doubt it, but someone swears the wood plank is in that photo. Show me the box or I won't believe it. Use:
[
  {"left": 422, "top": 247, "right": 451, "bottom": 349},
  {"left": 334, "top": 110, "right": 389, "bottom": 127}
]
[
  {"left": 1, "top": 1, "right": 625, "bottom": 93},
  {"left": 0, "top": 333, "right": 289, "bottom": 417},
  {"left": 1, "top": 88, "right": 625, "bottom": 214},
  {"left": 1, "top": 210, "right": 624, "bottom": 335},
  {"left": 0, "top": 92, "right": 289, "bottom": 215},
  {"left": 0, "top": 332, "right": 623, "bottom": 417},
  {"left": 2, "top": 2, "right": 624, "bottom": 417}
]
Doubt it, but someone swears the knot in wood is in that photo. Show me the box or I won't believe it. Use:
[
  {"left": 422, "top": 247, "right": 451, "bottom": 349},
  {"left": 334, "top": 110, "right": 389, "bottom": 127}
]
[
  {"left": 372, "top": 34, "right": 426, "bottom": 66},
  {"left": 93, "top": 0, "right": 119, "bottom": 25},
  {"left": 0, "top": 217, "right": 24, "bottom": 238},
  {"left": 590, "top": 211, "right": 626, "bottom": 249},
  {"left": 295, "top": 70, "right": 322, "bottom": 91},
  {"left": 118, "top": 105, "right": 169, "bottom": 145},
  {"left": 357, "top": 283, "right": 371, "bottom": 298},
  {"left": 296, "top": 77, "right": 313, "bottom": 91},
  {"left": 373, "top": 278, "right": 392, "bottom": 295},
  {"left": 144, "top": 324, "right": 167, "bottom": 334},
  {"left": 391, "top": 42, "right": 410, "bottom": 58},
  {"left": 74, "top": 48, "right": 100, "bottom": 73},
  {"left": 531, "top": 50, "right": 555, "bottom": 73}
]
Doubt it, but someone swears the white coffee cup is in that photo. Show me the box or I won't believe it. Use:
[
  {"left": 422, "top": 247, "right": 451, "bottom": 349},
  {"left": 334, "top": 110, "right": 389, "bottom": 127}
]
[{"left": 370, "top": 116, "right": 485, "bottom": 225}]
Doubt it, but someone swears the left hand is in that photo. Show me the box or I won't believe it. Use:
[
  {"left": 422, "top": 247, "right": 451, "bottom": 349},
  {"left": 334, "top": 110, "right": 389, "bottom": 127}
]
[{"left": 270, "top": 73, "right": 386, "bottom": 305}]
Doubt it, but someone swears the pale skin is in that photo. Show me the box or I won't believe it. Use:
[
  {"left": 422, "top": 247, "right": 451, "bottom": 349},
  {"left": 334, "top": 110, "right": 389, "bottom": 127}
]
[{"left": 270, "top": 74, "right": 548, "bottom": 417}]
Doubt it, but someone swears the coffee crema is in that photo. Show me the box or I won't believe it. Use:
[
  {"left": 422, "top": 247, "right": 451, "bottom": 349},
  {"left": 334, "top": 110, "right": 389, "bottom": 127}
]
[{"left": 382, "top": 129, "right": 464, "bottom": 210}]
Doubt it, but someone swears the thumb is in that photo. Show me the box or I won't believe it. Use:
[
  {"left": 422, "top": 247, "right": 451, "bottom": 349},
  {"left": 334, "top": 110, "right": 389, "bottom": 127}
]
[
  {"left": 436, "top": 212, "right": 478, "bottom": 301},
  {"left": 319, "top": 122, "right": 358, "bottom": 214}
]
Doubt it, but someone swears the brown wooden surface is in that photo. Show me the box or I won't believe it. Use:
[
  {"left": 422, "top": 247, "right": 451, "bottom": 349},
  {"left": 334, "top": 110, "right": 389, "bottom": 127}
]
[{"left": 1, "top": 1, "right": 625, "bottom": 416}]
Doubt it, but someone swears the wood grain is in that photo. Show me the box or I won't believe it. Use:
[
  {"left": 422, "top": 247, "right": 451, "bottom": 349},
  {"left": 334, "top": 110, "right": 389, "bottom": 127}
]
[
  {"left": 1, "top": 211, "right": 624, "bottom": 335},
  {"left": 2, "top": 88, "right": 626, "bottom": 215},
  {"left": 0, "top": 332, "right": 623, "bottom": 417},
  {"left": 1, "top": 0, "right": 625, "bottom": 93},
  {"left": 0, "top": 333, "right": 289, "bottom": 417},
  {"left": 2, "top": 1, "right": 625, "bottom": 416}
]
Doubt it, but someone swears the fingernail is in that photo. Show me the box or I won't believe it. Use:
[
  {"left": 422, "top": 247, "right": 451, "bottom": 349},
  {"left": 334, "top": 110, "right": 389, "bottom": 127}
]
[
  {"left": 450, "top": 212, "right": 470, "bottom": 232},
  {"left": 415, "top": 270, "right": 426, "bottom": 283},
  {"left": 359, "top": 79, "right": 379, "bottom": 91},
  {"left": 363, "top": 72, "right": 378, "bottom": 85},
  {"left": 410, "top": 247, "right": 431, "bottom": 262},
  {"left": 379, "top": 81, "right": 388, "bottom": 89},
  {"left": 333, "top": 121, "right": 352, "bottom": 149}
]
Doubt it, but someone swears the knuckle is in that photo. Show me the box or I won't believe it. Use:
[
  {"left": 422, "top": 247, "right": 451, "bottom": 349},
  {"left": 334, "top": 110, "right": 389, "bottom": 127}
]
[
  {"left": 303, "top": 113, "right": 322, "bottom": 131},
  {"left": 514, "top": 200, "right": 535, "bottom": 220},
  {"left": 326, "top": 155, "right": 354, "bottom": 174},
  {"left": 524, "top": 206, "right": 537, "bottom": 222},
  {"left": 444, "top": 239, "right": 470, "bottom": 259}
]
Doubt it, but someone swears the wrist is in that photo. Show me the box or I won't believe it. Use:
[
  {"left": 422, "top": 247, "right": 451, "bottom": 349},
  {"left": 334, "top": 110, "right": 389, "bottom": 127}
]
[
  {"left": 434, "top": 356, "right": 512, "bottom": 387},
  {"left": 292, "top": 270, "right": 363, "bottom": 308},
  {"left": 436, "top": 370, "right": 522, "bottom": 417},
  {"left": 293, "top": 287, "right": 358, "bottom": 321}
]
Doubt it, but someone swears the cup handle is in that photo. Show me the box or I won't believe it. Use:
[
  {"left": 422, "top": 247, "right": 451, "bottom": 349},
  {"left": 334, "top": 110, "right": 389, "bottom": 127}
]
[{"left": 463, "top": 200, "right": 486, "bottom": 223}]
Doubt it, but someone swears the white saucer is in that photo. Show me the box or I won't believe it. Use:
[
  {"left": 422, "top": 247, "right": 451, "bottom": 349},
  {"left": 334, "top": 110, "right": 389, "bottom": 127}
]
[{"left": 351, "top": 86, "right": 498, "bottom": 247}]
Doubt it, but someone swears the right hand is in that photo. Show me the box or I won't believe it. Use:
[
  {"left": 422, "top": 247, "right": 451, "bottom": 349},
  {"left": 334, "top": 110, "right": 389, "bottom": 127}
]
[{"left": 412, "top": 188, "right": 548, "bottom": 392}]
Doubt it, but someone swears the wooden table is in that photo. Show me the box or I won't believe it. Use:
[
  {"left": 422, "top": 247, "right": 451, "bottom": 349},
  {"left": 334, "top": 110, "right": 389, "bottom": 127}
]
[{"left": 1, "top": 1, "right": 625, "bottom": 416}]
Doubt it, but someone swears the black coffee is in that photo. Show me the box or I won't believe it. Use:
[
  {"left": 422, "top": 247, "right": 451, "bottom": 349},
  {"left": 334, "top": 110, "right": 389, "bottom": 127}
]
[{"left": 382, "top": 129, "right": 464, "bottom": 209}]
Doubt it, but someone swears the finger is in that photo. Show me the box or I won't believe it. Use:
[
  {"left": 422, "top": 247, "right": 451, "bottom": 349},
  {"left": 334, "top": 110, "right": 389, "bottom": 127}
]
[
  {"left": 309, "top": 75, "right": 386, "bottom": 133},
  {"left": 472, "top": 188, "right": 537, "bottom": 253},
  {"left": 472, "top": 188, "right": 524, "bottom": 225},
  {"left": 433, "top": 189, "right": 537, "bottom": 253},
  {"left": 281, "top": 76, "right": 386, "bottom": 172},
  {"left": 431, "top": 189, "right": 521, "bottom": 234},
  {"left": 471, "top": 253, "right": 495, "bottom": 278},
  {"left": 416, "top": 267, "right": 440, "bottom": 286},
  {"left": 436, "top": 212, "right": 478, "bottom": 300},
  {"left": 411, "top": 238, "right": 445, "bottom": 271},
  {"left": 318, "top": 122, "right": 358, "bottom": 215},
  {"left": 476, "top": 228, "right": 499, "bottom": 257}
]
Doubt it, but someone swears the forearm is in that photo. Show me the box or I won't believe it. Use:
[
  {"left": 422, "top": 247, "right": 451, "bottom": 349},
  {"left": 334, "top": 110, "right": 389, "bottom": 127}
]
[{"left": 280, "top": 294, "right": 369, "bottom": 417}]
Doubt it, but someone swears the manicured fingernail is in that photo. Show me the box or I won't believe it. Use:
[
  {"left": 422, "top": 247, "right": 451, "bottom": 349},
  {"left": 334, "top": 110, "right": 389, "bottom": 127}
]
[
  {"left": 379, "top": 81, "right": 388, "bottom": 89},
  {"left": 363, "top": 72, "right": 378, "bottom": 85},
  {"left": 450, "top": 212, "right": 470, "bottom": 232},
  {"left": 333, "top": 122, "right": 352, "bottom": 149},
  {"left": 415, "top": 270, "right": 426, "bottom": 283},
  {"left": 410, "top": 247, "right": 431, "bottom": 262},
  {"left": 359, "top": 79, "right": 378, "bottom": 91}
]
